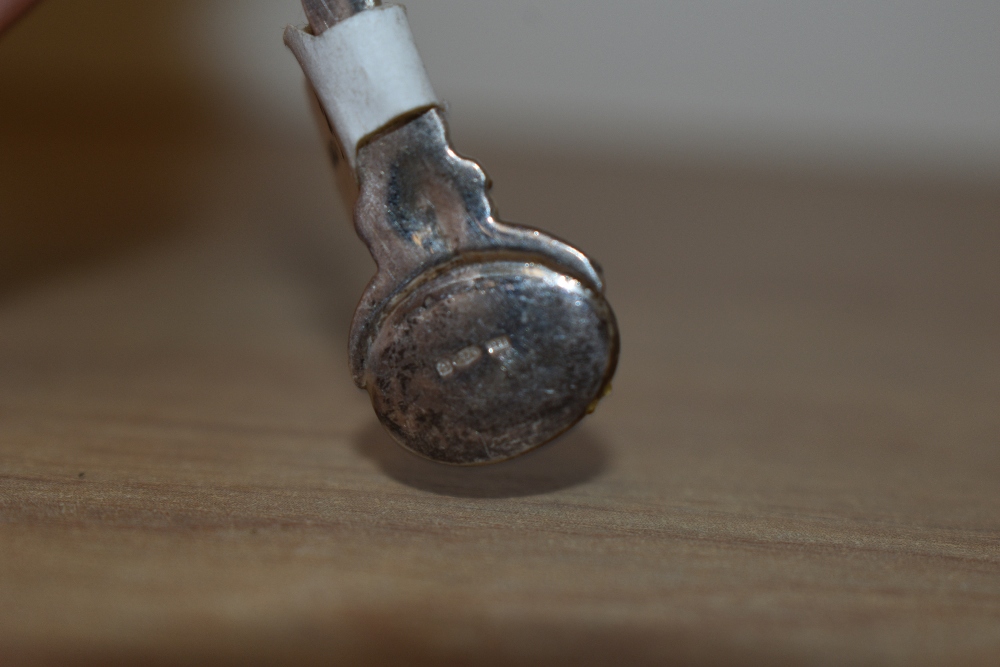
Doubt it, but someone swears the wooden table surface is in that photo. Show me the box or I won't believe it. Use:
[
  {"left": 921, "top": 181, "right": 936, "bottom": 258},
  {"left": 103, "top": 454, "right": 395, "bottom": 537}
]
[{"left": 2, "top": 4, "right": 1000, "bottom": 665}]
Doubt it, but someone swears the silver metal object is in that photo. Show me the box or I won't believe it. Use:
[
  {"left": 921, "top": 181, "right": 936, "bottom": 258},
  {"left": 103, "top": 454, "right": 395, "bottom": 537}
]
[{"left": 301, "top": 0, "right": 618, "bottom": 465}]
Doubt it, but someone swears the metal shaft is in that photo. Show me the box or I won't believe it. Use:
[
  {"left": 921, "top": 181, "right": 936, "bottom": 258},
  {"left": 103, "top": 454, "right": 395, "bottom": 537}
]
[{"left": 303, "top": 0, "right": 379, "bottom": 34}]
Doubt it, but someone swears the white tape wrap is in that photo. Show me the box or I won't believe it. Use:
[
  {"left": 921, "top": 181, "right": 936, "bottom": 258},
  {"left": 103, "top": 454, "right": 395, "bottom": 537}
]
[{"left": 284, "top": 5, "right": 439, "bottom": 168}]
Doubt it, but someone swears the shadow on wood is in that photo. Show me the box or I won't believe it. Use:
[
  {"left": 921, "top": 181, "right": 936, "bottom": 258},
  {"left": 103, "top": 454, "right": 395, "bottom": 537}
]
[{"left": 353, "top": 418, "right": 611, "bottom": 498}]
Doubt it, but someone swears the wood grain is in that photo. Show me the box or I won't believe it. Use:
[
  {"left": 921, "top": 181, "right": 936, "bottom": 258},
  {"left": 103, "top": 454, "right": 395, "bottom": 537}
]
[
  {"left": 2, "top": 133, "right": 998, "bottom": 664},
  {"left": 2, "top": 4, "right": 1000, "bottom": 665}
]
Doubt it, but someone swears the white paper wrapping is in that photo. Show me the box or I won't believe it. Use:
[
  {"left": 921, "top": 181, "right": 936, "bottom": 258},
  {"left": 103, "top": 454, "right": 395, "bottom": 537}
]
[{"left": 284, "top": 5, "right": 439, "bottom": 168}]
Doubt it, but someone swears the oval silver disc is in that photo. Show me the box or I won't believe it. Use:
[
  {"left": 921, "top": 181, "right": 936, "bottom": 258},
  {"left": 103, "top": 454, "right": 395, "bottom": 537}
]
[{"left": 365, "top": 260, "right": 618, "bottom": 464}]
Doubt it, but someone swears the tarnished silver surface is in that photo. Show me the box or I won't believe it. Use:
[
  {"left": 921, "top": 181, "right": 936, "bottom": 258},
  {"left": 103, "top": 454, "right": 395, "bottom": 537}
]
[
  {"left": 299, "top": 0, "right": 619, "bottom": 464},
  {"left": 367, "top": 261, "right": 616, "bottom": 464}
]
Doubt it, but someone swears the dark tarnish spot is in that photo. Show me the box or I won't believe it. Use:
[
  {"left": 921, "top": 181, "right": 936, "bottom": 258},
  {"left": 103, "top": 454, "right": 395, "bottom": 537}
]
[{"left": 385, "top": 157, "right": 449, "bottom": 254}]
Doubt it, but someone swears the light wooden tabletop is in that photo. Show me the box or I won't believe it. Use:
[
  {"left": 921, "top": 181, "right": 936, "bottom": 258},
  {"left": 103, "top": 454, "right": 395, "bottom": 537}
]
[{"left": 2, "top": 5, "right": 1000, "bottom": 665}]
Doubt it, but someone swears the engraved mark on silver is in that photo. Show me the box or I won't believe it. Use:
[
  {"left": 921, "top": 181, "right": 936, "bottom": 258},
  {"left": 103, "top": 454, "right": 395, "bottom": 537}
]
[
  {"left": 453, "top": 345, "right": 483, "bottom": 368},
  {"left": 485, "top": 335, "right": 519, "bottom": 372},
  {"left": 435, "top": 336, "right": 521, "bottom": 378},
  {"left": 436, "top": 344, "right": 484, "bottom": 378}
]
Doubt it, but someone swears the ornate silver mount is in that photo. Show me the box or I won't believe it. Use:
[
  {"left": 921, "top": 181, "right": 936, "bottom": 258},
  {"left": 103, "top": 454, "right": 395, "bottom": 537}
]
[{"left": 301, "top": 0, "right": 619, "bottom": 464}]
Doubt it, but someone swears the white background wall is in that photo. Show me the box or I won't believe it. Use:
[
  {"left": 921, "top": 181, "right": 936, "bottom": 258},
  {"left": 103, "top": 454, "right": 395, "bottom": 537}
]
[{"left": 197, "top": 0, "right": 1000, "bottom": 176}]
